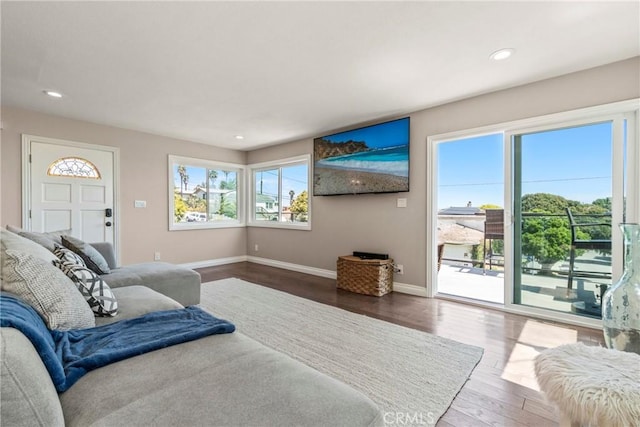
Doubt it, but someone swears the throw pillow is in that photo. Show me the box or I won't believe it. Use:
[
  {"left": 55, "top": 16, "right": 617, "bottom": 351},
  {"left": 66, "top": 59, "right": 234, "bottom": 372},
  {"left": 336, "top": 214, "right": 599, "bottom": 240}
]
[
  {"left": 0, "top": 230, "right": 58, "bottom": 284},
  {"left": 1, "top": 250, "right": 95, "bottom": 330},
  {"left": 5, "top": 224, "right": 24, "bottom": 234},
  {"left": 61, "top": 235, "right": 111, "bottom": 275},
  {"left": 18, "top": 229, "right": 72, "bottom": 253},
  {"left": 18, "top": 231, "right": 57, "bottom": 252},
  {"left": 52, "top": 244, "right": 87, "bottom": 267},
  {"left": 54, "top": 259, "right": 118, "bottom": 317}
]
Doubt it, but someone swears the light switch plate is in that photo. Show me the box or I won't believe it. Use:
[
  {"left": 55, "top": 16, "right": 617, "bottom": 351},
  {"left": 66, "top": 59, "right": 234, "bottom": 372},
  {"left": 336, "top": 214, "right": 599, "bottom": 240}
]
[
  {"left": 397, "top": 198, "right": 407, "bottom": 208},
  {"left": 134, "top": 200, "right": 147, "bottom": 208}
]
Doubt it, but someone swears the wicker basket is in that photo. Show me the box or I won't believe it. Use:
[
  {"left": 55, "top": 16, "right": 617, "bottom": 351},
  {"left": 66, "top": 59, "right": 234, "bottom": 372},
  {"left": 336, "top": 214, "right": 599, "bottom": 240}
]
[{"left": 336, "top": 255, "right": 393, "bottom": 296}]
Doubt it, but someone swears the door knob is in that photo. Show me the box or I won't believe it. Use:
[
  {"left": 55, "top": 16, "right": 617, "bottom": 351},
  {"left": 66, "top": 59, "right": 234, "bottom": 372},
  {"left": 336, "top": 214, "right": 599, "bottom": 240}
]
[{"left": 105, "top": 222, "right": 112, "bottom": 227}]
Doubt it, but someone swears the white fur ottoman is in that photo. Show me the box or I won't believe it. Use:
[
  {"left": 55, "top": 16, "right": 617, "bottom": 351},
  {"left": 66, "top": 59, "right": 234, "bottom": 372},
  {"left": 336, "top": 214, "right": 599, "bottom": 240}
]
[{"left": 534, "top": 342, "right": 640, "bottom": 427}]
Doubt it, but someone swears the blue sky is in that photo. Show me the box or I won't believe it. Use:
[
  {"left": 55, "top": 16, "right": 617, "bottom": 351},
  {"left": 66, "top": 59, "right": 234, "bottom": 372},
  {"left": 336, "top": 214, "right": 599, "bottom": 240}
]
[
  {"left": 437, "top": 122, "right": 614, "bottom": 209},
  {"left": 322, "top": 117, "right": 409, "bottom": 149},
  {"left": 174, "top": 166, "right": 236, "bottom": 190}
]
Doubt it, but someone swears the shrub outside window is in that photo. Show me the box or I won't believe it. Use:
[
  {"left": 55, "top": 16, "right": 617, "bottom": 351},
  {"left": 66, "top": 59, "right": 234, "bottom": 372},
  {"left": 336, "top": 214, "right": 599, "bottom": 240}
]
[
  {"left": 169, "top": 155, "right": 244, "bottom": 230},
  {"left": 250, "top": 155, "right": 311, "bottom": 230}
]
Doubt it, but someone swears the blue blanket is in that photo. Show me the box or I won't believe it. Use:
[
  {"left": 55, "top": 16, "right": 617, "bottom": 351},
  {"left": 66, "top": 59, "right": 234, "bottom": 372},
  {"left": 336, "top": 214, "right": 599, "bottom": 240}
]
[{"left": 0, "top": 294, "right": 235, "bottom": 392}]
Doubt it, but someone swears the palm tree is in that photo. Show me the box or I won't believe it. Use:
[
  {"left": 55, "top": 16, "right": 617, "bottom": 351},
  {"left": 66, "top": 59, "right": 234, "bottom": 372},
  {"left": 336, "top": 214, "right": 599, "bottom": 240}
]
[
  {"left": 181, "top": 170, "right": 189, "bottom": 196},
  {"left": 289, "top": 190, "right": 295, "bottom": 221},
  {"left": 177, "top": 165, "right": 187, "bottom": 196},
  {"left": 208, "top": 169, "right": 218, "bottom": 186}
]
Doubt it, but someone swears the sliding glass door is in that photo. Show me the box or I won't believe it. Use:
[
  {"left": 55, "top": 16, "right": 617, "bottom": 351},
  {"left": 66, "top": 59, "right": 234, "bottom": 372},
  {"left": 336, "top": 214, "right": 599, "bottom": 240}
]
[
  {"left": 435, "top": 134, "right": 504, "bottom": 303},
  {"left": 431, "top": 102, "right": 637, "bottom": 324},
  {"left": 510, "top": 121, "right": 624, "bottom": 319}
]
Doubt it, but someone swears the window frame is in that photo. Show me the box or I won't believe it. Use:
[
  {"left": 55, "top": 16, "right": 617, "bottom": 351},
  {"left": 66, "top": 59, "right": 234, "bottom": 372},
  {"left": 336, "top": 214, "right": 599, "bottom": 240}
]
[
  {"left": 248, "top": 154, "right": 312, "bottom": 230},
  {"left": 168, "top": 155, "right": 245, "bottom": 230}
]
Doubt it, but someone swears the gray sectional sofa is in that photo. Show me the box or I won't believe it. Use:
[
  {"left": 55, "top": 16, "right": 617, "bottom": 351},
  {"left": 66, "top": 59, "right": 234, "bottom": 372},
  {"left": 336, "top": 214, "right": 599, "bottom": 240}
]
[
  {"left": 5, "top": 225, "right": 201, "bottom": 307},
  {"left": 89, "top": 242, "right": 201, "bottom": 306},
  {"left": 0, "top": 229, "right": 383, "bottom": 426}
]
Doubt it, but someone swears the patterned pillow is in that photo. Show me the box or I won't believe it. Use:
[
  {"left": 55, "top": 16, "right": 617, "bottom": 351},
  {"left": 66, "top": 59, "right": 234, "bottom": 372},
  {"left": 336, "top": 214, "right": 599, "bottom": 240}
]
[
  {"left": 61, "top": 235, "right": 110, "bottom": 274},
  {"left": 1, "top": 250, "right": 95, "bottom": 330},
  {"left": 53, "top": 244, "right": 86, "bottom": 267},
  {"left": 54, "top": 259, "right": 118, "bottom": 317}
]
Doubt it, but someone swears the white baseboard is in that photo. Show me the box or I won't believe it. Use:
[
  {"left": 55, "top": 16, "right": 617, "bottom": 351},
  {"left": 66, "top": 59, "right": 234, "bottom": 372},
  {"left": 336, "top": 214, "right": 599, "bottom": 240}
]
[
  {"left": 246, "top": 256, "right": 427, "bottom": 297},
  {"left": 392, "top": 282, "right": 429, "bottom": 297},
  {"left": 180, "top": 255, "right": 248, "bottom": 270},
  {"left": 247, "top": 256, "right": 336, "bottom": 279},
  {"left": 183, "top": 255, "right": 428, "bottom": 297}
]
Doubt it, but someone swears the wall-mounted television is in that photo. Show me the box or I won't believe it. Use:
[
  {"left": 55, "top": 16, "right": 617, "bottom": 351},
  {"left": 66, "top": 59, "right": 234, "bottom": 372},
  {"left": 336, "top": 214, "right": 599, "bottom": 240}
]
[{"left": 313, "top": 117, "right": 410, "bottom": 196}]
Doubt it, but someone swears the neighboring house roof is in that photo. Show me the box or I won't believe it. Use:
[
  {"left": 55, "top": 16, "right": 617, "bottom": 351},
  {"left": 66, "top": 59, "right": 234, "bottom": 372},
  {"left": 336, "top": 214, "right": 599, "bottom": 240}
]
[
  {"left": 438, "top": 207, "right": 483, "bottom": 215},
  {"left": 178, "top": 186, "right": 236, "bottom": 196},
  {"left": 256, "top": 194, "right": 277, "bottom": 203},
  {"left": 437, "top": 223, "right": 483, "bottom": 245}
]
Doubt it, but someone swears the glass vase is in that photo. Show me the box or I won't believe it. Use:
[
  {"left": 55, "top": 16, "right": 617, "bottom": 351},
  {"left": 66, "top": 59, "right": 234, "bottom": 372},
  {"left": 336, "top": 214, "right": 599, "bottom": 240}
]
[{"left": 602, "top": 223, "right": 640, "bottom": 354}]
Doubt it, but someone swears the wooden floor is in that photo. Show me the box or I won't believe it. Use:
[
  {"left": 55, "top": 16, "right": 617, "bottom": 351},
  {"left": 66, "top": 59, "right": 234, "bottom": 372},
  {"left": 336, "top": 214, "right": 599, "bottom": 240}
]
[{"left": 197, "top": 262, "right": 605, "bottom": 427}]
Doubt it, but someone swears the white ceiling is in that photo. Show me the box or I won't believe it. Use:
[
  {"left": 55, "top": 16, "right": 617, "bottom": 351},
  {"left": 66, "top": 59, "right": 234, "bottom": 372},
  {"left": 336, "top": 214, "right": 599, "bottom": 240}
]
[{"left": 2, "top": 1, "right": 639, "bottom": 150}]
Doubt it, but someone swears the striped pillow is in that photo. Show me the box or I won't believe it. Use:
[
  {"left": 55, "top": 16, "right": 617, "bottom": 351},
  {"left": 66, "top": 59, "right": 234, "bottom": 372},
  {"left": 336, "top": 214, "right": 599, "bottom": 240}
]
[{"left": 53, "top": 244, "right": 86, "bottom": 267}]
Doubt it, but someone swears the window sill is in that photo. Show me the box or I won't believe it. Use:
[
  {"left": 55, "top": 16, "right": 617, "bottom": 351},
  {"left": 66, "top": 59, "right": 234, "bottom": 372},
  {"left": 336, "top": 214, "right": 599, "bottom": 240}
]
[
  {"left": 170, "top": 221, "right": 246, "bottom": 231},
  {"left": 248, "top": 221, "right": 311, "bottom": 231}
]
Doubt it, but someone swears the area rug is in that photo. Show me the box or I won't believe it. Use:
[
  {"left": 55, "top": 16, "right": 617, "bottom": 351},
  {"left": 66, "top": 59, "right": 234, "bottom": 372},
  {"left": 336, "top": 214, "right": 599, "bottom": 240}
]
[{"left": 200, "top": 278, "right": 484, "bottom": 425}]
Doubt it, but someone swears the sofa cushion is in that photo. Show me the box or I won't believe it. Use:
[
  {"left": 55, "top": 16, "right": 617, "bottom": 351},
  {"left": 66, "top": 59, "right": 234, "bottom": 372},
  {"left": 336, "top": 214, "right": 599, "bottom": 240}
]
[
  {"left": 1, "top": 328, "right": 65, "bottom": 427},
  {"left": 54, "top": 260, "right": 118, "bottom": 317},
  {"left": 95, "top": 286, "right": 183, "bottom": 326},
  {"left": 59, "top": 332, "right": 383, "bottom": 427},
  {"left": 1, "top": 250, "right": 95, "bottom": 330},
  {"left": 62, "top": 236, "right": 111, "bottom": 274},
  {"left": 101, "top": 262, "right": 201, "bottom": 306}
]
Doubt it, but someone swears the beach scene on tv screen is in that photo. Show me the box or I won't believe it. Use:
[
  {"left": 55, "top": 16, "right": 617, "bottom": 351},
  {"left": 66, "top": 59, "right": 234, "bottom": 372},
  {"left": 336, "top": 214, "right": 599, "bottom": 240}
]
[{"left": 313, "top": 118, "right": 409, "bottom": 195}]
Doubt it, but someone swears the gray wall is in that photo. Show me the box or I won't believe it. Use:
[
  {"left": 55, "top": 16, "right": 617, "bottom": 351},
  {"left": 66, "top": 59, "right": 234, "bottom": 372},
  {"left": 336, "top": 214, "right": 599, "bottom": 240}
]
[
  {"left": 246, "top": 57, "right": 640, "bottom": 288},
  {"left": 1, "top": 108, "right": 247, "bottom": 265}
]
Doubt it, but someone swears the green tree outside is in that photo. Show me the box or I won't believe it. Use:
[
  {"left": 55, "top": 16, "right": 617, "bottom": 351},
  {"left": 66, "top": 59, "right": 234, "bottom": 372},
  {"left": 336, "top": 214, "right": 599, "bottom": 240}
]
[
  {"left": 519, "top": 193, "right": 607, "bottom": 274},
  {"left": 290, "top": 190, "right": 308, "bottom": 222},
  {"left": 480, "top": 203, "right": 501, "bottom": 210},
  {"left": 174, "top": 193, "right": 187, "bottom": 222},
  {"left": 185, "top": 195, "right": 206, "bottom": 212},
  {"left": 217, "top": 175, "right": 237, "bottom": 219}
]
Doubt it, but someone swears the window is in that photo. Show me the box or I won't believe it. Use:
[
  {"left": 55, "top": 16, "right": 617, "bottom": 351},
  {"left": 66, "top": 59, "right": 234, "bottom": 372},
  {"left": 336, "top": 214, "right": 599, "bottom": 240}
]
[
  {"left": 249, "top": 155, "right": 311, "bottom": 230},
  {"left": 168, "top": 155, "right": 244, "bottom": 230},
  {"left": 47, "top": 157, "right": 101, "bottom": 179}
]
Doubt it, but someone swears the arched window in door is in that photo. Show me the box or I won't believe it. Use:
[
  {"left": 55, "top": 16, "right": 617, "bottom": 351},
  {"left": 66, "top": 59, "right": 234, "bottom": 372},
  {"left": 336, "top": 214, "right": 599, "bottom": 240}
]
[{"left": 47, "top": 157, "right": 101, "bottom": 179}]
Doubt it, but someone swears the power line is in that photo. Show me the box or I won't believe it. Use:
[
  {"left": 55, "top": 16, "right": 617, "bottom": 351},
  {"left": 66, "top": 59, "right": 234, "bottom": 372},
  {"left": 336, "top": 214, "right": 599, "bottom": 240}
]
[{"left": 440, "top": 175, "right": 611, "bottom": 188}]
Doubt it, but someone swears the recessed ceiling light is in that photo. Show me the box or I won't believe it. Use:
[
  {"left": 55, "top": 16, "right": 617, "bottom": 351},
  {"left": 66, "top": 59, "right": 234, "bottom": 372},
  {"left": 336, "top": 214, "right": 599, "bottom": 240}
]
[
  {"left": 489, "top": 48, "right": 515, "bottom": 61},
  {"left": 44, "top": 90, "right": 63, "bottom": 98},
  {"left": 235, "top": 135, "right": 244, "bottom": 140}
]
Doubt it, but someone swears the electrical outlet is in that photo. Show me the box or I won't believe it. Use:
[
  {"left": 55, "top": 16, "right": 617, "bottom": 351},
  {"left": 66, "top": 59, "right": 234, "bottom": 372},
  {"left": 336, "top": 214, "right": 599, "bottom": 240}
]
[
  {"left": 154, "top": 252, "right": 161, "bottom": 261},
  {"left": 395, "top": 264, "right": 404, "bottom": 275},
  {"left": 254, "top": 244, "right": 259, "bottom": 251}
]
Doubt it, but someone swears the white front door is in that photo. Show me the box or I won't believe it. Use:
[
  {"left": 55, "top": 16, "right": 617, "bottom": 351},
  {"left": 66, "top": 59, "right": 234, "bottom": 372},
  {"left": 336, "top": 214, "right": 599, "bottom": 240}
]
[{"left": 25, "top": 136, "right": 116, "bottom": 245}]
